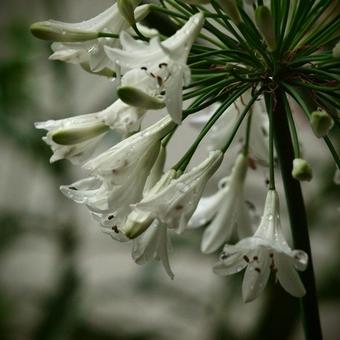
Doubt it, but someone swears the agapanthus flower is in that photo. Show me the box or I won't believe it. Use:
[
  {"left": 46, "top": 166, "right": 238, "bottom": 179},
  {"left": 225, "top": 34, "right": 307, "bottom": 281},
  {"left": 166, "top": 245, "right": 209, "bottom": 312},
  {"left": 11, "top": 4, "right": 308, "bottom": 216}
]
[
  {"left": 134, "top": 150, "right": 223, "bottom": 233},
  {"left": 214, "top": 190, "right": 308, "bottom": 302},
  {"left": 190, "top": 153, "right": 254, "bottom": 253},
  {"left": 61, "top": 116, "right": 175, "bottom": 237},
  {"left": 105, "top": 13, "right": 204, "bottom": 123},
  {"left": 35, "top": 99, "right": 146, "bottom": 164},
  {"left": 190, "top": 93, "right": 269, "bottom": 163},
  {"left": 33, "top": 3, "right": 150, "bottom": 73}
]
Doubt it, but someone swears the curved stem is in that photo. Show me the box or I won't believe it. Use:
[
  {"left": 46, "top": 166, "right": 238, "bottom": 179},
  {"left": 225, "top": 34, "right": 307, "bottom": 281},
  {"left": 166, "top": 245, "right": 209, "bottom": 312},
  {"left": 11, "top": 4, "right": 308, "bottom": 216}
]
[{"left": 272, "top": 88, "right": 322, "bottom": 340}]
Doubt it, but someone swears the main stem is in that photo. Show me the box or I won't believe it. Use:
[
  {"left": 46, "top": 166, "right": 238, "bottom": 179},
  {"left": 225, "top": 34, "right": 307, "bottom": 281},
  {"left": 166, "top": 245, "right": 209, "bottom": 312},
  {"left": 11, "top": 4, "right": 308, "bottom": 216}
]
[{"left": 272, "top": 88, "right": 322, "bottom": 340}]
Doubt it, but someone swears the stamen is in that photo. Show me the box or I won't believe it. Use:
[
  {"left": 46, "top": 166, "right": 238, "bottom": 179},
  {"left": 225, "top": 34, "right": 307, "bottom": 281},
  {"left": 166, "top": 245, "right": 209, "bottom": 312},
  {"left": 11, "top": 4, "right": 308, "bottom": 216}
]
[{"left": 243, "top": 255, "right": 250, "bottom": 263}]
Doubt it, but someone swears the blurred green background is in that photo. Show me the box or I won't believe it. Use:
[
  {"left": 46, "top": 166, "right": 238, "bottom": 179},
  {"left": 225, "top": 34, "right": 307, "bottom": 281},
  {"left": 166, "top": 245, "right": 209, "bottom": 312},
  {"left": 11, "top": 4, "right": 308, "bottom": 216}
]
[{"left": 0, "top": 1, "right": 339, "bottom": 339}]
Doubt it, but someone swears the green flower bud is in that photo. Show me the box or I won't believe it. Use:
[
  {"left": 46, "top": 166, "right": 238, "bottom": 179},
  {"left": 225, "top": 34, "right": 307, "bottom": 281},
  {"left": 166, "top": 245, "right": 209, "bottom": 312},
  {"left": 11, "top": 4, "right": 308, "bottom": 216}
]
[
  {"left": 30, "top": 22, "right": 100, "bottom": 42},
  {"left": 52, "top": 123, "right": 109, "bottom": 145},
  {"left": 117, "top": 86, "right": 166, "bottom": 110},
  {"left": 292, "top": 158, "right": 313, "bottom": 182},
  {"left": 218, "top": 0, "right": 242, "bottom": 25},
  {"left": 121, "top": 210, "right": 154, "bottom": 239},
  {"left": 333, "top": 41, "right": 340, "bottom": 58},
  {"left": 255, "top": 6, "right": 276, "bottom": 52},
  {"left": 117, "top": 0, "right": 141, "bottom": 26},
  {"left": 310, "top": 110, "right": 334, "bottom": 138}
]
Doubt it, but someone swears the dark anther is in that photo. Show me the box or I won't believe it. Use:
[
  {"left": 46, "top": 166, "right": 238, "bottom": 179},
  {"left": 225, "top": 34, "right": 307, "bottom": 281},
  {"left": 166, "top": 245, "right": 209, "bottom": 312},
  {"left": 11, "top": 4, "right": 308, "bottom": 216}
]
[
  {"left": 159, "top": 63, "right": 168, "bottom": 68},
  {"left": 150, "top": 72, "right": 156, "bottom": 78},
  {"left": 141, "top": 66, "right": 147, "bottom": 71},
  {"left": 243, "top": 255, "right": 250, "bottom": 263},
  {"left": 157, "top": 76, "right": 163, "bottom": 87},
  {"left": 160, "top": 90, "right": 166, "bottom": 95},
  {"left": 255, "top": 267, "right": 261, "bottom": 273},
  {"left": 269, "top": 253, "right": 274, "bottom": 258},
  {"left": 108, "top": 215, "right": 114, "bottom": 220},
  {"left": 112, "top": 225, "right": 119, "bottom": 233},
  {"left": 253, "top": 256, "right": 259, "bottom": 261}
]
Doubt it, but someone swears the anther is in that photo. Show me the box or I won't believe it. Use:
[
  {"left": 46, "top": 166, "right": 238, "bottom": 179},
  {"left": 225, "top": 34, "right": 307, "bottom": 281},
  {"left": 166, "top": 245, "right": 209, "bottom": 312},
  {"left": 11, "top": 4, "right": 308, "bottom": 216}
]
[
  {"left": 159, "top": 63, "right": 168, "bottom": 68},
  {"left": 255, "top": 267, "right": 261, "bottom": 273},
  {"left": 141, "top": 66, "right": 147, "bottom": 71},
  {"left": 243, "top": 255, "right": 250, "bottom": 263}
]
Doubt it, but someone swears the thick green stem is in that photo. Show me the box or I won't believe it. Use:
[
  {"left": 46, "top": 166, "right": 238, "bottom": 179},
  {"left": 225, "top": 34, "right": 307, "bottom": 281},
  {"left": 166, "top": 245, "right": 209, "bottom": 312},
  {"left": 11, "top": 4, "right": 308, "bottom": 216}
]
[{"left": 272, "top": 88, "right": 322, "bottom": 340}]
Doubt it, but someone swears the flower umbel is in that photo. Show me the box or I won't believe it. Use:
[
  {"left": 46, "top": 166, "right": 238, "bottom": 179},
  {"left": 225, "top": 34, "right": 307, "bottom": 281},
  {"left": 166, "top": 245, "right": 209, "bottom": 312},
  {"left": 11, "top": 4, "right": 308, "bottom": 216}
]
[{"left": 32, "top": 2, "right": 339, "bottom": 333}]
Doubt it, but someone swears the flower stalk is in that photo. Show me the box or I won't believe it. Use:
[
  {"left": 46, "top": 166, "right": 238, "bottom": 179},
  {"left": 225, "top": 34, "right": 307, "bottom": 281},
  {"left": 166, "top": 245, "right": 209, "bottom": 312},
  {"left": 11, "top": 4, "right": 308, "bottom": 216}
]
[{"left": 272, "top": 88, "right": 322, "bottom": 340}]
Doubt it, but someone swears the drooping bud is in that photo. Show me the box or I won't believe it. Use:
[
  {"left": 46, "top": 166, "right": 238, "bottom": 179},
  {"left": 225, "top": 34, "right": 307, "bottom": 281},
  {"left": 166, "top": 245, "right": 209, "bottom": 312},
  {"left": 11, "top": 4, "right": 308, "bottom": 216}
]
[
  {"left": 310, "top": 110, "right": 334, "bottom": 138},
  {"left": 333, "top": 41, "right": 340, "bottom": 58},
  {"left": 121, "top": 210, "right": 154, "bottom": 239},
  {"left": 255, "top": 6, "right": 276, "bottom": 52},
  {"left": 51, "top": 123, "right": 109, "bottom": 145},
  {"left": 30, "top": 22, "right": 100, "bottom": 42},
  {"left": 292, "top": 158, "right": 313, "bottom": 182},
  {"left": 218, "top": 0, "right": 242, "bottom": 25},
  {"left": 117, "top": 0, "right": 141, "bottom": 26},
  {"left": 117, "top": 86, "right": 166, "bottom": 110}
]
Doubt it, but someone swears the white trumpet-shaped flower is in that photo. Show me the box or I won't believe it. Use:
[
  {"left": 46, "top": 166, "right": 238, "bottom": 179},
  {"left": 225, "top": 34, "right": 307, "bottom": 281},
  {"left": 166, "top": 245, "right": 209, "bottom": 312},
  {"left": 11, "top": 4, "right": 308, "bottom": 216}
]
[
  {"left": 105, "top": 13, "right": 204, "bottom": 123},
  {"left": 134, "top": 150, "right": 223, "bottom": 233},
  {"left": 213, "top": 190, "right": 308, "bottom": 303},
  {"left": 132, "top": 220, "right": 174, "bottom": 279},
  {"left": 35, "top": 99, "right": 145, "bottom": 164},
  {"left": 190, "top": 153, "right": 254, "bottom": 253},
  {"left": 190, "top": 93, "right": 269, "bottom": 163},
  {"left": 48, "top": 3, "right": 150, "bottom": 73},
  {"left": 61, "top": 116, "right": 174, "bottom": 237}
]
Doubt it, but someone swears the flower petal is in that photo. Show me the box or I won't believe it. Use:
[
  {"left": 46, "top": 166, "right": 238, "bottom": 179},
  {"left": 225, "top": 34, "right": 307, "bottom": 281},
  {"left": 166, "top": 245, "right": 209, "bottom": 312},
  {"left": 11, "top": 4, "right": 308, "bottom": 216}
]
[
  {"left": 275, "top": 253, "right": 306, "bottom": 297},
  {"left": 242, "top": 248, "right": 271, "bottom": 303}
]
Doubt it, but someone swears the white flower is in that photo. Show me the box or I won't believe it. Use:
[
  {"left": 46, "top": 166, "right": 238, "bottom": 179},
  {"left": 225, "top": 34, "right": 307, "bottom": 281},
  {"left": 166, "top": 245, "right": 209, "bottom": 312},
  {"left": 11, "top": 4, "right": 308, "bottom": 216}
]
[
  {"left": 134, "top": 150, "right": 223, "bottom": 233},
  {"left": 48, "top": 4, "right": 150, "bottom": 73},
  {"left": 189, "top": 153, "right": 254, "bottom": 254},
  {"left": 213, "top": 190, "right": 308, "bottom": 303},
  {"left": 190, "top": 92, "right": 269, "bottom": 163},
  {"left": 35, "top": 99, "right": 145, "bottom": 164},
  {"left": 132, "top": 220, "right": 174, "bottom": 279},
  {"left": 105, "top": 13, "right": 205, "bottom": 123},
  {"left": 61, "top": 116, "right": 175, "bottom": 236}
]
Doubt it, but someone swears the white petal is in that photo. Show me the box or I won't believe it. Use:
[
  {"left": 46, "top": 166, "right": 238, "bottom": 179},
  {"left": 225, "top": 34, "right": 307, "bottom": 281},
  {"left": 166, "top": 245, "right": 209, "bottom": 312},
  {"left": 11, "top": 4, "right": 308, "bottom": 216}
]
[
  {"left": 188, "top": 189, "right": 225, "bottom": 228},
  {"left": 276, "top": 253, "right": 306, "bottom": 297},
  {"left": 242, "top": 249, "right": 271, "bottom": 303},
  {"left": 213, "top": 251, "right": 248, "bottom": 275},
  {"left": 201, "top": 190, "right": 236, "bottom": 254}
]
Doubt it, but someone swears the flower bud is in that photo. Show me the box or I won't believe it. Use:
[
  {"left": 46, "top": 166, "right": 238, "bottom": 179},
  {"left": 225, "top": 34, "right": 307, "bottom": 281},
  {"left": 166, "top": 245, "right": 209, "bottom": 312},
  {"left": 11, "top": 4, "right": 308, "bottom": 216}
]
[
  {"left": 30, "top": 22, "right": 100, "bottom": 42},
  {"left": 117, "top": 86, "right": 166, "bottom": 110},
  {"left": 218, "top": 0, "right": 242, "bottom": 25},
  {"left": 121, "top": 210, "right": 154, "bottom": 239},
  {"left": 255, "top": 6, "right": 276, "bottom": 51},
  {"left": 310, "top": 110, "right": 334, "bottom": 138},
  {"left": 333, "top": 41, "right": 340, "bottom": 58},
  {"left": 51, "top": 123, "right": 109, "bottom": 145},
  {"left": 292, "top": 158, "right": 313, "bottom": 182},
  {"left": 117, "top": 0, "right": 141, "bottom": 26}
]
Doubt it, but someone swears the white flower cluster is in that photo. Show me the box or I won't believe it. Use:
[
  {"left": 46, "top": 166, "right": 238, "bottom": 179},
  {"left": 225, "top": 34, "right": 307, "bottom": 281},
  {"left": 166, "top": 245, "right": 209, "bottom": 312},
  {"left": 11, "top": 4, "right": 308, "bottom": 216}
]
[{"left": 34, "top": 1, "right": 308, "bottom": 302}]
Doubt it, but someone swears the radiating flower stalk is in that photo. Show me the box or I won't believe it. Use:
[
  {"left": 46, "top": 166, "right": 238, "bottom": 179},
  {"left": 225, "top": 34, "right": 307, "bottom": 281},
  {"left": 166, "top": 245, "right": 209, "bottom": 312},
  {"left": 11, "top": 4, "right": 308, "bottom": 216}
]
[{"left": 32, "top": 1, "right": 340, "bottom": 338}]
